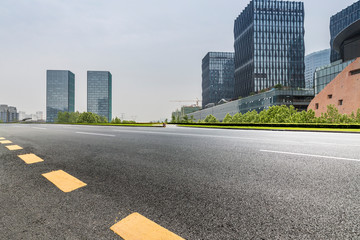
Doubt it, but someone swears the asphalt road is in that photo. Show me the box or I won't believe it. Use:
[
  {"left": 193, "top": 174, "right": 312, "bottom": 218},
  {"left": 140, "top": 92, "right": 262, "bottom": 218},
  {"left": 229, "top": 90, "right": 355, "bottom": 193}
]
[{"left": 1, "top": 124, "right": 360, "bottom": 239}]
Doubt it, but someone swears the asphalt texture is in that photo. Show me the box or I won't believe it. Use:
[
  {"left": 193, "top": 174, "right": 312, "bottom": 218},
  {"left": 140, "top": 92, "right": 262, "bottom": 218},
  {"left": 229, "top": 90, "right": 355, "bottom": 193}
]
[{"left": 1, "top": 123, "right": 360, "bottom": 240}]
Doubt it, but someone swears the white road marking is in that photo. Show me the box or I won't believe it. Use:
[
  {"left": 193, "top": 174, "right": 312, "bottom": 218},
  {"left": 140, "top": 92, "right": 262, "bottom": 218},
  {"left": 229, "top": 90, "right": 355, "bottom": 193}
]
[
  {"left": 32, "top": 127, "right": 47, "bottom": 130},
  {"left": 260, "top": 150, "right": 360, "bottom": 162},
  {"left": 76, "top": 132, "right": 115, "bottom": 137}
]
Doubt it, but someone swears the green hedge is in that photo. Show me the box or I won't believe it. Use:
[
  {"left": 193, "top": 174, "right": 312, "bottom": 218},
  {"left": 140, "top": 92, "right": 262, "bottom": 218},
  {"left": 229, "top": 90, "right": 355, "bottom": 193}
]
[{"left": 175, "top": 122, "right": 360, "bottom": 129}]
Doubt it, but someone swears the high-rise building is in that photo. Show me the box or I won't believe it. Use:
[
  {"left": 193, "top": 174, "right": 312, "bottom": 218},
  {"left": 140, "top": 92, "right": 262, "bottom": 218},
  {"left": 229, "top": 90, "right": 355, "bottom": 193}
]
[
  {"left": 304, "top": 49, "right": 330, "bottom": 89},
  {"left": 46, "top": 70, "right": 75, "bottom": 122},
  {"left": 87, "top": 71, "right": 112, "bottom": 122},
  {"left": 330, "top": 1, "right": 360, "bottom": 63},
  {"left": 234, "top": 0, "right": 305, "bottom": 98},
  {"left": 0, "top": 105, "right": 18, "bottom": 123},
  {"left": 202, "top": 52, "right": 235, "bottom": 108}
]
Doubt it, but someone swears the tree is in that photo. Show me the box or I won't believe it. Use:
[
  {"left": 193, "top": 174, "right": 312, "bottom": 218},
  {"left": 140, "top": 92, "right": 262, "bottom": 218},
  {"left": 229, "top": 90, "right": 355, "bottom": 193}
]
[
  {"left": 223, "top": 113, "right": 233, "bottom": 123},
  {"left": 204, "top": 115, "right": 219, "bottom": 123}
]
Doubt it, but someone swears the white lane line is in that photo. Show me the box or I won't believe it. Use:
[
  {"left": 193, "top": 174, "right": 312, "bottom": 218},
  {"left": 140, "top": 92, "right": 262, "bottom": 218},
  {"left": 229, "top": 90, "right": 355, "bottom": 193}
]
[
  {"left": 32, "top": 127, "right": 47, "bottom": 130},
  {"left": 76, "top": 132, "right": 115, "bottom": 137},
  {"left": 260, "top": 150, "right": 360, "bottom": 162}
]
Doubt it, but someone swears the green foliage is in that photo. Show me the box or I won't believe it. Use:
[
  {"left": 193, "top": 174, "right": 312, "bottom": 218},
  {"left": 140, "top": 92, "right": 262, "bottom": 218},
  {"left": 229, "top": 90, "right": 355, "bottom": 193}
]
[
  {"left": 198, "top": 105, "right": 360, "bottom": 125},
  {"left": 274, "top": 84, "right": 283, "bottom": 89},
  {"left": 204, "top": 114, "right": 219, "bottom": 123},
  {"left": 111, "top": 117, "right": 122, "bottom": 124},
  {"left": 56, "top": 111, "right": 108, "bottom": 124},
  {"left": 223, "top": 113, "right": 233, "bottom": 123}
]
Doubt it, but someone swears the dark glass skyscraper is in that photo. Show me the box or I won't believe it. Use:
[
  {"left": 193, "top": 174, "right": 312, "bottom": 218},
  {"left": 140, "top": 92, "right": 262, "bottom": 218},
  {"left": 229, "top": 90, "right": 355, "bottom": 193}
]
[
  {"left": 87, "top": 71, "right": 112, "bottom": 122},
  {"left": 46, "top": 70, "right": 75, "bottom": 122},
  {"left": 202, "top": 52, "right": 235, "bottom": 108},
  {"left": 330, "top": 1, "right": 360, "bottom": 63},
  {"left": 234, "top": 0, "right": 305, "bottom": 98}
]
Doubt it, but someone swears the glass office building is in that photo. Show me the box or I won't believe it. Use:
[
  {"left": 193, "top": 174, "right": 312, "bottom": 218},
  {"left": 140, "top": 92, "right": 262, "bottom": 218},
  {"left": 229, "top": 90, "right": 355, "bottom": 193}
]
[
  {"left": 202, "top": 52, "right": 235, "bottom": 108},
  {"left": 314, "top": 59, "right": 354, "bottom": 95},
  {"left": 304, "top": 49, "right": 330, "bottom": 89},
  {"left": 330, "top": 1, "right": 360, "bottom": 63},
  {"left": 87, "top": 71, "right": 112, "bottom": 122},
  {"left": 46, "top": 70, "right": 75, "bottom": 122},
  {"left": 234, "top": 0, "right": 305, "bottom": 99}
]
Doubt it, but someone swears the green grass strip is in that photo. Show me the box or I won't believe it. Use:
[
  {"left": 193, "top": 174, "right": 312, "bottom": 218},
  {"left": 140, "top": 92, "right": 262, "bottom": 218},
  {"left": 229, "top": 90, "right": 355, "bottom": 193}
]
[{"left": 179, "top": 124, "right": 360, "bottom": 132}]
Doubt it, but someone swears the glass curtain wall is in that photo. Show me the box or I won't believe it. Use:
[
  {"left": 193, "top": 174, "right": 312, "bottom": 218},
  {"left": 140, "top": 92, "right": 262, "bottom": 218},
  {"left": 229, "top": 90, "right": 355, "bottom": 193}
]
[
  {"left": 330, "top": 1, "right": 360, "bottom": 63},
  {"left": 202, "top": 52, "right": 235, "bottom": 108},
  {"left": 234, "top": 0, "right": 305, "bottom": 98}
]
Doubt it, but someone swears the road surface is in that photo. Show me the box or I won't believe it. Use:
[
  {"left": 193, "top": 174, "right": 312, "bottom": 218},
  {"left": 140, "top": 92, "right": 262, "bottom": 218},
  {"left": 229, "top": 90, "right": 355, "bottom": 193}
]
[{"left": 1, "top": 124, "right": 360, "bottom": 239}]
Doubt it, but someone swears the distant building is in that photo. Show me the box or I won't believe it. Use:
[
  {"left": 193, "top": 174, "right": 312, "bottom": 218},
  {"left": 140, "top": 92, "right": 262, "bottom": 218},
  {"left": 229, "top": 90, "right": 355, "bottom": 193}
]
[
  {"left": 304, "top": 49, "right": 330, "bottom": 89},
  {"left": 0, "top": 105, "right": 18, "bottom": 123},
  {"left": 46, "top": 70, "right": 75, "bottom": 122},
  {"left": 87, "top": 71, "right": 112, "bottom": 122},
  {"left": 202, "top": 52, "right": 234, "bottom": 109},
  {"left": 36, "top": 111, "right": 44, "bottom": 121},
  {"left": 172, "top": 105, "right": 202, "bottom": 121},
  {"left": 188, "top": 89, "right": 314, "bottom": 122},
  {"left": 330, "top": 1, "right": 360, "bottom": 63},
  {"left": 308, "top": 58, "right": 360, "bottom": 116},
  {"left": 234, "top": 0, "right": 305, "bottom": 98}
]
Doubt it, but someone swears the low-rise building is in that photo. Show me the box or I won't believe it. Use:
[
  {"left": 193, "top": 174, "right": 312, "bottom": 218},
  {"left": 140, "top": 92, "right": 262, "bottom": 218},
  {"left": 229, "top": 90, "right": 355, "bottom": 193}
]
[{"left": 188, "top": 89, "right": 314, "bottom": 122}]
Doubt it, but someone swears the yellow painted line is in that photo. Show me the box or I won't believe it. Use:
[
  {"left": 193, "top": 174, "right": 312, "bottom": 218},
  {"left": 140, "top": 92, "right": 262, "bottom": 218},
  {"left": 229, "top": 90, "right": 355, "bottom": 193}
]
[
  {"left": 42, "top": 170, "right": 87, "bottom": 193},
  {"left": 18, "top": 153, "right": 44, "bottom": 164},
  {"left": 110, "top": 212, "right": 185, "bottom": 240},
  {"left": 0, "top": 137, "right": 5, "bottom": 140},
  {"left": 0, "top": 140, "right": 12, "bottom": 144},
  {"left": 6, "top": 145, "right": 23, "bottom": 151}
]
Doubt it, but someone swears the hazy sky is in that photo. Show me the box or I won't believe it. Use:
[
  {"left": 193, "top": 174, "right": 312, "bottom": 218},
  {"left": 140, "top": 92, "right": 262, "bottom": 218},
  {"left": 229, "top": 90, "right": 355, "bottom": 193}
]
[{"left": 0, "top": 0, "right": 357, "bottom": 121}]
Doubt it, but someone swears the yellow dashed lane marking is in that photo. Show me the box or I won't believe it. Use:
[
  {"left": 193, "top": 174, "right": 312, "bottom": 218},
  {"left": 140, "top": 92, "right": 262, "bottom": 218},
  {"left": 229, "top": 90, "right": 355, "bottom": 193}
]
[
  {"left": 6, "top": 145, "right": 23, "bottom": 151},
  {"left": 18, "top": 153, "right": 44, "bottom": 164},
  {"left": 0, "top": 140, "right": 12, "bottom": 144},
  {"left": 42, "top": 170, "right": 87, "bottom": 193},
  {"left": 0, "top": 137, "right": 5, "bottom": 140},
  {"left": 110, "top": 212, "right": 185, "bottom": 240}
]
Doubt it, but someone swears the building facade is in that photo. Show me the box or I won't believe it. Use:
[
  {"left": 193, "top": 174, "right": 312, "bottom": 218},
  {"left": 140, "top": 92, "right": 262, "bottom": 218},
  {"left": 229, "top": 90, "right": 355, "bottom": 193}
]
[
  {"left": 189, "top": 88, "right": 314, "bottom": 122},
  {"left": 46, "top": 70, "right": 75, "bottom": 122},
  {"left": 304, "top": 49, "right": 330, "bottom": 89},
  {"left": 234, "top": 0, "right": 305, "bottom": 99},
  {"left": 308, "top": 58, "right": 360, "bottom": 117},
  {"left": 202, "top": 52, "right": 234, "bottom": 109},
  {"left": 87, "top": 71, "right": 112, "bottom": 122},
  {"left": 0, "top": 105, "right": 18, "bottom": 123},
  {"left": 314, "top": 59, "right": 354, "bottom": 95},
  {"left": 330, "top": 1, "right": 360, "bottom": 63},
  {"left": 172, "top": 105, "right": 202, "bottom": 121}
]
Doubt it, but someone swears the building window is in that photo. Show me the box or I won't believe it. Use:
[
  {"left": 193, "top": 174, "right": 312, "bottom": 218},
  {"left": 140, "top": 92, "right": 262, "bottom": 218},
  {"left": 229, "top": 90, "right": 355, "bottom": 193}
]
[
  {"left": 350, "top": 69, "right": 360, "bottom": 75},
  {"left": 315, "top": 103, "right": 319, "bottom": 109},
  {"left": 328, "top": 94, "right": 333, "bottom": 99},
  {"left": 338, "top": 99, "right": 343, "bottom": 106}
]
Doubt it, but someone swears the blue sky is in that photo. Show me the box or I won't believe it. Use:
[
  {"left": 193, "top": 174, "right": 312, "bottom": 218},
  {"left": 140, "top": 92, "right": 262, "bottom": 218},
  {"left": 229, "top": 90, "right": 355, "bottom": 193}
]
[{"left": 0, "top": 0, "right": 357, "bottom": 121}]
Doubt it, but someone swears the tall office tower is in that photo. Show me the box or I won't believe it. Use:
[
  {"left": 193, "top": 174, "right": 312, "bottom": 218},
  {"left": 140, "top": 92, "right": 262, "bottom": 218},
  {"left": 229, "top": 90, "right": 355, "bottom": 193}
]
[
  {"left": 330, "top": 1, "right": 360, "bottom": 63},
  {"left": 304, "top": 49, "right": 330, "bottom": 89},
  {"left": 46, "top": 70, "right": 75, "bottom": 123},
  {"left": 202, "top": 52, "right": 235, "bottom": 108},
  {"left": 87, "top": 71, "right": 112, "bottom": 122},
  {"left": 234, "top": 0, "right": 305, "bottom": 98}
]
